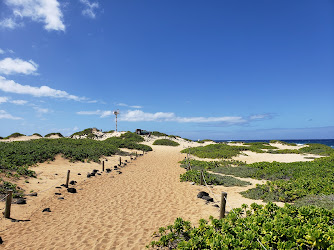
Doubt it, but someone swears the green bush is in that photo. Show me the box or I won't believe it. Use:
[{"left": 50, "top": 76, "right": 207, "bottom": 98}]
[
  {"left": 45, "top": 132, "right": 63, "bottom": 138},
  {"left": 180, "top": 170, "right": 250, "bottom": 187},
  {"left": 32, "top": 133, "right": 43, "bottom": 137},
  {"left": 151, "top": 131, "right": 168, "bottom": 137},
  {"left": 4, "top": 132, "right": 25, "bottom": 139},
  {"left": 71, "top": 128, "right": 94, "bottom": 137},
  {"left": 153, "top": 139, "right": 180, "bottom": 146},
  {"left": 149, "top": 203, "right": 334, "bottom": 249},
  {"left": 120, "top": 131, "right": 144, "bottom": 142}
]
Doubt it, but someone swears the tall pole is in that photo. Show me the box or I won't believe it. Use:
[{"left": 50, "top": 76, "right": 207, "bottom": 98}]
[{"left": 115, "top": 113, "right": 117, "bottom": 132}]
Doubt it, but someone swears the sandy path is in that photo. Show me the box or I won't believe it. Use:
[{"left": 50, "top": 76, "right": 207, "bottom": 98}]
[{"left": 0, "top": 146, "right": 221, "bottom": 249}]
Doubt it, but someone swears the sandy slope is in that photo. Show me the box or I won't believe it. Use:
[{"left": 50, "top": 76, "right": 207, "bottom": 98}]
[
  {"left": 0, "top": 139, "right": 315, "bottom": 249},
  {"left": 0, "top": 145, "right": 224, "bottom": 249}
]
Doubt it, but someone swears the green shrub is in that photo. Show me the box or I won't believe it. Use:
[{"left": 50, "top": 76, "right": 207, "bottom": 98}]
[
  {"left": 45, "top": 132, "right": 63, "bottom": 138},
  {"left": 151, "top": 131, "right": 168, "bottom": 137},
  {"left": 180, "top": 170, "right": 250, "bottom": 187},
  {"left": 153, "top": 139, "right": 180, "bottom": 146},
  {"left": 120, "top": 131, "right": 144, "bottom": 142},
  {"left": 294, "top": 194, "right": 334, "bottom": 210},
  {"left": 32, "top": 133, "right": 42, "bottom": 137},
  {"left": 4, "top": 132, "right": 25, "bottom": 139},
  {"left": 71, "top": 128, "right": 93, "bottom": 137},
  {"left": 149, "top": 203, "right": 334, "bottom": 249}
]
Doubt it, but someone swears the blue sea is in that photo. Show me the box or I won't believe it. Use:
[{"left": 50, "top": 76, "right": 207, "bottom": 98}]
[{"left": 215, "top": 139, "right": 334, "bottom": 148}]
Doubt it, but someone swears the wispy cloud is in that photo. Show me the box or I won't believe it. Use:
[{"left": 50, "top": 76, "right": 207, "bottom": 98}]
[
  {"left": 117, "top": 103, "right": 143, "bottom": 109},
  {"left": 79, "top": 0, "right": 99, "bottom": 19},
  {"left": 0, "top": 58, "right": 38, "bottom": 75},
  {"left": 249, "top": 113, "right": 273, "bottom": 120},
  {"left": 0, "top": 76, "right": 87, "bottom": 101},
  {"left": 0, "top": 48, "right": 5, "bottom": 54},
  {"left": 1, "top": 0, "right": 65, "bottom": 31},
  {"left": 77, "top": 110, "right": 112, "bottom": 118},
  {"left": 0, "top": 17, "right": 22, "bottom": 29},
  {"left": 0, "top": 110, "right": 22, "bottom": 120},
  {"left": 119, "top": 110, "right": 247, "bottom": 124},
  {"left": 0, "top": 96, "right": 28, "bottom": 105}
]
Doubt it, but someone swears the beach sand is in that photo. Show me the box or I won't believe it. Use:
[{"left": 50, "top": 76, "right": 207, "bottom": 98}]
[{"left": 0, "top": 139, "right": 311, "bottom": 249}]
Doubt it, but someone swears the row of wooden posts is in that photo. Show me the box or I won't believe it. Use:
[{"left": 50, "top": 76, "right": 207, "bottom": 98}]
[
  {"left": 4, "top": 150, "right": 228, "bottom": 219},
  {"left": 186, "top": 156, "right": 227, "bottom": 219},
  {"left": 3, "top": 151, "right": 145, "bottom": 219}
]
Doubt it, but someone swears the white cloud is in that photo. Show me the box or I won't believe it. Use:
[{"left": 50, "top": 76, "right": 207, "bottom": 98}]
[
  {"left": 0, "top": 57, "right": 38, "bottom": 75},
  {"left": 2, "top": 0, "right": 65, "bottom": 31},
  {"left": 0, "top": 49, "right": 5, "bottom": 54},
  {"left": 76, "top": 109, "right": 112, "bottom": 118},
  {"left": 0, "top": 17, "right": 22, "bottom": 29},
  {"left": 33, "top": 106, "right": 50, "bottom": 114},
  {"left": 117, "top": 103, "right": 143, "bottom": 109},
  {"left": 249, "top": 114, "right": 273, "bottom": 120},
  {"left": 119, "top": 110, "right": 246, "bottom": 124},
  {"left": 0, "top": 96, "right": 28, "bottom": 105},
  {"left": 10, "top": 99, "right": 27, "bottom": 105},
  {"left": 0, "top": 96, "right": 9, "bottom": 103},
  {"left": 79, "top": 0, "right": 99, "bottom": 19},
  {"left": 0, "top": 76, "right": 86, "bottom": 101},
  {"left": 0, "top": 110, "right": 22, "bottom": 120}
]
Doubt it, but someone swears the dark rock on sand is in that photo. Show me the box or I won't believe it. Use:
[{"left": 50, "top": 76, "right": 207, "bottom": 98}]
[
  {"left": 42, "top": 208, "right": 51, "bottom": 212},
  {"left": 67, "top": 188, "right": 77, "bottom": 193},
  {"left": 201, "top": 196, "right": 214, "bottom": 202},
  {"left": 16, "top": 198, "right": 26, "bottom": 204},
  {"left": 197, "top": 191, "right": 209, "bottom": 198}
]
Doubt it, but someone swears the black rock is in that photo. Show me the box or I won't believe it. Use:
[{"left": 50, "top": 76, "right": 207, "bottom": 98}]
[
  {"left": 78, "top": 173, "right": 81, "bottom": 175},
  {"left": 69, "top": 180, "right": 77, "bottom": 185},
  {"left": 97, "top": 173, "right": 101, "bottom": 175},
  {"left": 16, "top": 198, "right": 26, "bottom": 204},
  {"left": 117, "top": 171, "right": 122, "bottom": 174},
  {"left": 92, "top": 169, "right": 98, "bottom": 173},
  {"left": 106, "top": 168, "right": 111, "bottom": 173},
  {"left": 87, "top": 173, "right": 91, "bottom": 178},
  {"left": 60, "top": 184, "right": 66, "bottom": 187},
  {"left": 55, "top": 193, "right": 61, "bottom": 195},
  {"left": 67, "top": 188, "right": 77, "bottom": 193},
  {"left": 201, "top": 196, "right": 214, "bottom": 202},
  {"left": 114, "top": 165, "right": 117, "bottom": 168},
  {"left": 55, "top": 186, "right": 62, "bottom": 189},
  {"left": 197, "top": 191, "right": 209, "bottom": 198},
  {"left": 55, "top": 173, "right": 58, "bottom": 175},
  {"left": 26, "top": 192, "right": 37, "bottom": 196},
  {"left": 125, "top": 160, "right": 128, "bottom": 163},
  {"left": 90, "top": 172, "right": 96, "bottom": 177},
  {"left": 213, "top": 204, "right": 219, "bottom": 208},
  {"left": 58, "top": 197, "right": 64, "bottom": 200},
  {"left": 42, "top": 208, "right": 51, "bottom": 212},
  {"left": 0, "top": 236, "right": 3, "bottom": 244}
]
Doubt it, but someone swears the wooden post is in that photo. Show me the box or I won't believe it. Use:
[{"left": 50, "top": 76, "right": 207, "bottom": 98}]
[
  {"left": 4, "top": 190, "right": 13, "bottom": 218},
  {"left": 135, "top": 151, "right": 138, "bottom": 157},
  {"left": 142, "top": 150, "right": 144, "bottom": 155},
  {"left": 220, "top": 192, "right": 227, "bottom": 219},
  {"left": 119, "top": 157, "right": 121, "bottom": 166},
  {"left": 200, "top": 170, "right": 204, "bottom": 185},
  {"left": 102, "top": 161, "right": 105, "bottom": 172},
  {"left": 65, "top": 170, "right": 70, "bottom": 188}
]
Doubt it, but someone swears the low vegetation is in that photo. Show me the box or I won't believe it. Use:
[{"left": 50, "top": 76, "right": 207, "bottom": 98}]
[
  {"left": 153, "top": 139, "right": 180, "bottom": 146},
  {"left": 149, "top": 202, "right": 334, "bottom": 249},
  {"left": 32, "top": 133, "right": 43, "bottom": 137},
  {"left": 0, "top": 133, "right": 152, "bottom": 196},
  {"left": 180, "top": 170, "right": 250, "bottom": 187},
  {"left": 44, "top": 132, "right": 64, "bottom": 138},
  {"left": 4, "top": 132, "right": 26, "bottom": 139}
]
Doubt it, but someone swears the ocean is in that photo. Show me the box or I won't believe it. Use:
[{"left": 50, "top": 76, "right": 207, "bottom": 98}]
[{"left": 215, "top": 139, "right": 334, "bottom": 148}]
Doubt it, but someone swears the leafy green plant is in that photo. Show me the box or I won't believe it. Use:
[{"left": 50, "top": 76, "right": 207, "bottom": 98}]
[
  {"left": 44, "top": 132, "right": 63, "bottom": 138},
  {"left": 32, "top": 133, "right": 43, "bottom": 137},
  {"left": 153, "top": 139, "right": 180, "bottom": 146},
  {"left": 180, "top": 170, "right": 250, "bottom": 187},
  {"left": 149, "top": 202, "right": 334, "bottom": 249},
  {"left": 151, "top": 131, "right": 168, "bottom": 137},
  {"left": 4, "top": 132, "right": 26, "bottom": 139}
]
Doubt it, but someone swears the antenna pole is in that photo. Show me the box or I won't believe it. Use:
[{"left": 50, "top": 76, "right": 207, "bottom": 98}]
[{"left": 115, "top": 113, "right": 117, "bottom": 132}]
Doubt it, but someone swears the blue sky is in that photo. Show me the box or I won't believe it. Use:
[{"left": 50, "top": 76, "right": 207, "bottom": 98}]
[{"left": 0, "top": 0, "right": 333, "bottom": 140}]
